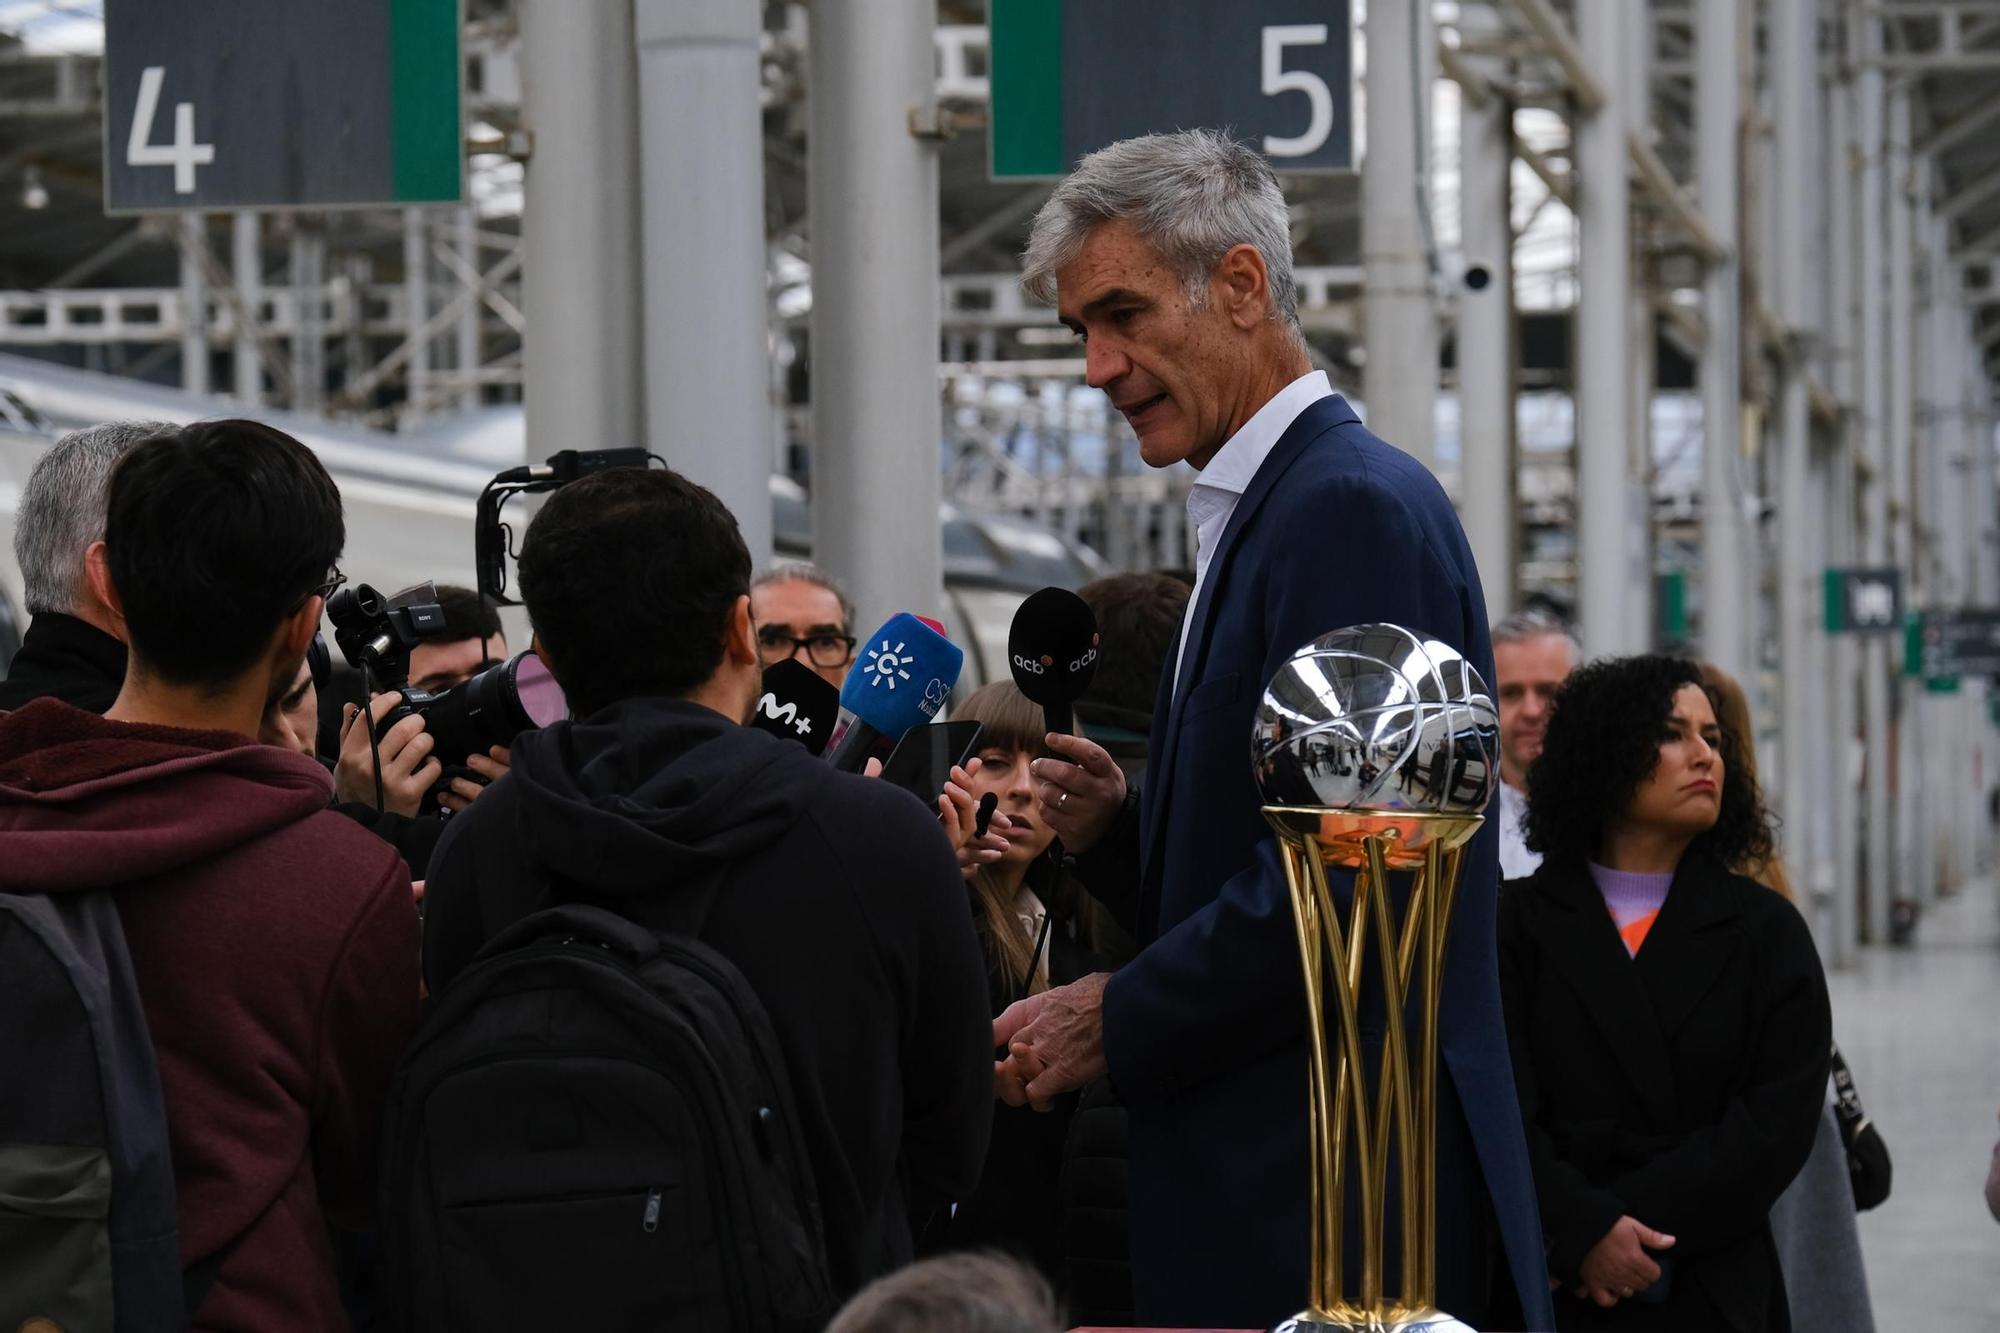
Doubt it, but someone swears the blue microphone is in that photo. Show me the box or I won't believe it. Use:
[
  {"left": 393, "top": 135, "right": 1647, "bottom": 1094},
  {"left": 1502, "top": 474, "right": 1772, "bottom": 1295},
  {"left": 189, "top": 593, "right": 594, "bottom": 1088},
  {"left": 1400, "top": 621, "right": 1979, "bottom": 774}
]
[{"left": 824, "top": 612, "right": 964, "bottom": 772}]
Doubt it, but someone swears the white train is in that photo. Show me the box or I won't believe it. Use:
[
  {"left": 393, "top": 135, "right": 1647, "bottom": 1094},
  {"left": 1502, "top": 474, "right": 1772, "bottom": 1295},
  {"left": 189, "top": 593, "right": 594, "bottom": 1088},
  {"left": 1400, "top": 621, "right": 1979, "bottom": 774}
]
[{"left": 0, "top": 352, "right": 1104, "bottom": 694}]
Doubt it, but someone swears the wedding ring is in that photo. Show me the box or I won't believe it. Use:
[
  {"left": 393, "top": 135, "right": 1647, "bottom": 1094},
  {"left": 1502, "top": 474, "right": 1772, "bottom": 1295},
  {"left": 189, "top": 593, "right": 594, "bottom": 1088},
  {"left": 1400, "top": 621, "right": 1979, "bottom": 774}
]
[
  {"left": 1620, "top": 1288, "right": 1634, "bottom": 1298},
  {"left": 1058, "top": 790, "right": 1069, "bottom": 807}
]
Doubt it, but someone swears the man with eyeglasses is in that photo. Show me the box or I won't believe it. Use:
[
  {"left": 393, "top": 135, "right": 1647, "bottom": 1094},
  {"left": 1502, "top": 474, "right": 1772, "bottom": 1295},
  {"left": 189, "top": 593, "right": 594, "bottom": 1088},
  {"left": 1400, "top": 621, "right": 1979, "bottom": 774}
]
[{"left": 751, "top": 562, "right": 859, "bottom": 690}]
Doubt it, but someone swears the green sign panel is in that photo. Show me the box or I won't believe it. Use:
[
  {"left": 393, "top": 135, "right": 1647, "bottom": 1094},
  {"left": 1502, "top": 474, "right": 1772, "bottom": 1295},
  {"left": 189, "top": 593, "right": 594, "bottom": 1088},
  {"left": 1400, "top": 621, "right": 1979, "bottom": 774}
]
[
  {"left": 1824, "top": 567, "right": 1902, "bottom": 635},
  {"left": 990, "top": 0, "right": 1353, "bottom": 178},
  {"left": 104, "top": 0, "right": 462, "bottom": 212}
]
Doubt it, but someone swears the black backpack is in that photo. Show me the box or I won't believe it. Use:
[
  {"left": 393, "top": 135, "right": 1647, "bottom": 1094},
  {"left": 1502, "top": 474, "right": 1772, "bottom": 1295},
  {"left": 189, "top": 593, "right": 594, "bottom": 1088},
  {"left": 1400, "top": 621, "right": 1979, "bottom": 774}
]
[
  {"left": 378, "top": 894, "right": 835, "bottom": 1332},
  {"left": 0, "top": 890, "right": 187, "bottom": 1332}
]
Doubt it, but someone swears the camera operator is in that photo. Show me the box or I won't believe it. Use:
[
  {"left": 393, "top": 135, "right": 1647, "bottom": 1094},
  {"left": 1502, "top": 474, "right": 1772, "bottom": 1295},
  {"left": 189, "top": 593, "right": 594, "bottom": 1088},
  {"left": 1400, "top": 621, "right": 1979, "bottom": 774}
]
[
  {"left": 332, "top": 584, "right": 511, "bottom": 818},
  {"left": 420, "top": 465, "right": 993, "bottom": 1300},
  {"left": 0, "top": 420, "right": 170, "bottom": 714}
]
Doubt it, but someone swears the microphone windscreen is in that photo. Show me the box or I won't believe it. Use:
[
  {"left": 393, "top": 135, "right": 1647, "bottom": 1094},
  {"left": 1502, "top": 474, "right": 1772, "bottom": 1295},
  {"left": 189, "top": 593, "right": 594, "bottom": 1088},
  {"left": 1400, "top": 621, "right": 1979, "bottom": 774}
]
[
  {"left": 749, "top": 658, "right": 840, "bottom": 758},
  {"left": 1008, "top": 587, "right": 1101, "bottom": 707},
  {"left": 840, "top": 612, "right": 965, "bottom": 736}
]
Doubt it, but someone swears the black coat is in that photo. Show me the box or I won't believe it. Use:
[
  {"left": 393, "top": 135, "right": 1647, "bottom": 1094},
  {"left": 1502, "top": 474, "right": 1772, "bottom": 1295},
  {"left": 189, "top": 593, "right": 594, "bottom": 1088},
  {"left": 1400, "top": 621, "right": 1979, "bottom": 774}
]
[
  {"left": 1497, "top": 851, "right": 1831, "bottom": 1333},
  {"left": 0, "top": 612, "right": 125, "bottom": 714}
]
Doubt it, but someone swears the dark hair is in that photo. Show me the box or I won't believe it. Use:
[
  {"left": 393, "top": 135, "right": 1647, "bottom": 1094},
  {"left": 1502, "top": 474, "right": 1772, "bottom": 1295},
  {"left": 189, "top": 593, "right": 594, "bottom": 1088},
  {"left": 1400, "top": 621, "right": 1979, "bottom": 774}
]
[
  {"left": 1077, "top": 572, "right": 1190, "bottom": 719},
  {"left": 1524, "top": 654, "right": 1775, "bottom": 870},
  {"left": 105, "top": 419, "right": 343, "bottom": 688},
  {"left": 431, "top": 583, "right": 503, "bottom": 644},
  {"left": 517, "top": 467, "right": 751, "bottom": 716}
]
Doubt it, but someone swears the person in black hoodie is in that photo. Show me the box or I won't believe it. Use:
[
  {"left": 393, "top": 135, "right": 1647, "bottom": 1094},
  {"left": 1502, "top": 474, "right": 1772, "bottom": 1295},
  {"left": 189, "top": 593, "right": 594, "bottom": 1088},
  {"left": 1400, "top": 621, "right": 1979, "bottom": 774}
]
[
  {"left": 0, "top": 420, "right": 170, "bottom": 714},
  {"left": 420, "top": 465, "right": 994, "bottom": 1300}
]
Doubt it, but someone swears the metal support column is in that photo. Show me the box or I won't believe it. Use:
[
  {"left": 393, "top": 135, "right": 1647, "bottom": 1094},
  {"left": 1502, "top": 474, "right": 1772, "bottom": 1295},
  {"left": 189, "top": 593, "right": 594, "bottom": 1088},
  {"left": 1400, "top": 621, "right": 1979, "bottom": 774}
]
[
  {"left": 1772, "top": 0, "right": 1818, "bottom": 948},
  {"left": 1699, "top": 0, "right": 1751, "bottom": 682},
  {"left": 1852, "top": 1, "right": 1892, "bottom": 946},
  {"left": 518, "top": 0, "right": 644, "bottom": 468},
  {"left": 1575, "top": 0, "right": 1635, "bottom": 655},
  {"left": 455, "top": 205, "right": 481, "bottom": 413},
  {"left": 1887, "top": 87, "right": 1920, "bottom": 920},
  {"left": 291, "top": 225, "right": 325, "bottom": 415},
  {"left": 808, "top": 0, "right": 945, "bottom": 630},
  {"left": 636, "top": 0, "right": 772, "bottom": 562},
  {"left": 1362, "top": 0, "right": 1438, "bottom": 467},
  {"left": 1827, "top": 46, "right": 1860, "bottom": 962},
  {"left": 178, "top": 213, "right": 208, "bottom": 396},
  {"left": 232, "top": 212, "right": 261, "bottom": 404},
  {"left": 1456, "top": 9, "right": 1514, "bottom": 621},
  {"left": 1626, "top": 5, "right": 1655, "bottom": 649},
  {"left": 402, "top": 207, "right": 430, "bottom": 424}
]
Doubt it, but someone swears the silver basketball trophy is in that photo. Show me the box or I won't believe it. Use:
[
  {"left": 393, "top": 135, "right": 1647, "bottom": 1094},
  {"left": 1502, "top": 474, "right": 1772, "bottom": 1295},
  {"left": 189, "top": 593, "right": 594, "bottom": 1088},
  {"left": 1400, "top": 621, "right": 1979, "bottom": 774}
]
[{"left": 1254, "top": 625, "right": 1498, "bottom": 1333}]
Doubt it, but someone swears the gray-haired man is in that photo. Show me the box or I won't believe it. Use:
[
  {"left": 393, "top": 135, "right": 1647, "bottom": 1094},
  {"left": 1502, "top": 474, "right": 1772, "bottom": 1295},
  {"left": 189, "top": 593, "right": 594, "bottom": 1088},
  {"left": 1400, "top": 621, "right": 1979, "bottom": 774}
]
[
  {"left": 1490, "top": 609, "right": 1581, "bottom": 879},
  {"left": 0, "top": 421, "right": 171, "bottom": 713},
  {"left": 990, "top": 129, "right": 1552, "bottom": 1330}
]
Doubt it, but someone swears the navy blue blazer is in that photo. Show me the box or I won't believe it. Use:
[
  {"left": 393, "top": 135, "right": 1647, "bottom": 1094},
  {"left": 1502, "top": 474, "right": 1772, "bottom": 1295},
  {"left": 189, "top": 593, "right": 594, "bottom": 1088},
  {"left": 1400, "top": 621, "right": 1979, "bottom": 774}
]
[{"left": 1097, "top": 394, "right": 1554, "bottom": 1330}]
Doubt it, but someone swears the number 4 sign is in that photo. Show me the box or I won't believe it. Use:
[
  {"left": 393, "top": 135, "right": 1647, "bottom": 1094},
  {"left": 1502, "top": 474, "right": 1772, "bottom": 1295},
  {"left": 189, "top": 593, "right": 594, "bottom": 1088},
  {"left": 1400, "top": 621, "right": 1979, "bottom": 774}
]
[{"left": 125, "top": 66, "right": 216, "bottom": 194}]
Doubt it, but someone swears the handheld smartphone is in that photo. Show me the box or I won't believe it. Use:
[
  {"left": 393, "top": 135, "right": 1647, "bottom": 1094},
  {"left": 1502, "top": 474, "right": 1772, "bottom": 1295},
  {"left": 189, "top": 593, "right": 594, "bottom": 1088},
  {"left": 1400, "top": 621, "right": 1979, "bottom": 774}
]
[{"left": 879, "top": 720, "right": 986, "bottom": 805}]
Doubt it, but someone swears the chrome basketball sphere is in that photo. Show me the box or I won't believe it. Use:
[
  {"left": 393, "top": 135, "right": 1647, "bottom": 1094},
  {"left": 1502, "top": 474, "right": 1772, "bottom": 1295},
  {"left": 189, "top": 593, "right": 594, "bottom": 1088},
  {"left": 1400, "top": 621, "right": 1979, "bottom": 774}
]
[{"left": 1252, "top": 624, "right": 1499, "bottom": 814}]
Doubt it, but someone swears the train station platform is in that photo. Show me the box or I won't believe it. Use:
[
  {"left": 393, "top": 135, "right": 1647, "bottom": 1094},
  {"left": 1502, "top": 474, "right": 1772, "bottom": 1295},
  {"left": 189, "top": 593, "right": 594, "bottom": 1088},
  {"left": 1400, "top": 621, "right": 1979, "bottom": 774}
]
[{"left": 1832, "top": 871, "right": 2000, "bottom": 1329}]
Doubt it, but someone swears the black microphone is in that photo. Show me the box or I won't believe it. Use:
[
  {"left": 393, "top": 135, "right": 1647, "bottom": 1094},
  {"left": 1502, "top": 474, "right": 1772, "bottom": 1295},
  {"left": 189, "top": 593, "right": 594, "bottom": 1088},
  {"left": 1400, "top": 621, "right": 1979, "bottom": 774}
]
[
  {"left": 1008, "top": 587, "right": 1101, "bottom": 743},
  {"left": 748, "top": 659, "right": 840, "bottom": 758}
]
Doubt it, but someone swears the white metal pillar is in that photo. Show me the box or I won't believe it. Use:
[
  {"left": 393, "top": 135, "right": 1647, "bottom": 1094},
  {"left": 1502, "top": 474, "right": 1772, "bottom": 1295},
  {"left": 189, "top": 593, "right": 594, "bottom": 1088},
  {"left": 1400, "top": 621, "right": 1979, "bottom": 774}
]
[
  {"left": 1887, "top": 88, "right": 1920, "bottom": 920},
  {"left": 518, "top": 0, "right": 644, "bottom": 467},
  {"left": 1852, "top": 2, "right": 1892, "bottom": 945},
  {"left": 1699, "top": 0, "right": 1751, "bottom": 681},
  {"left": 232, "top": 212, "right": 261, "bottom": 404},
  {"left": 402, "top": 208, "right": 430, "bottom": 424},
  {"left": 808, "top": 0, "right": 945, "bottom": 630},
  {"left": 1362, "top": 0, "right": 1438, "bottom": 467},
  {"left": 1576, "top": 0, "right": 1635, "bottom": 656},
  {"left": 455, "top": 205, "right": 481, "bottom": 413},
  {"left": 1772, "top": 0, "right": 1819, "bottom": 948},
  {"left": 636, "top": 0, "right": 772, "bottom": 563},
  {"left": 1826, "top": 52, "right": 1860, "bottom": 963},
  {"left": 291, "top": 225, "right": 325, "bottom": 415},
  {"left": 1456, "top": 9, "right": 1514, "bottom": 622},
  {"left": 178, "top": 213, "right": 208, "bottom": 396},
  {"left": 1626, "top": 6, "right": 1655, "bottom": 648}
]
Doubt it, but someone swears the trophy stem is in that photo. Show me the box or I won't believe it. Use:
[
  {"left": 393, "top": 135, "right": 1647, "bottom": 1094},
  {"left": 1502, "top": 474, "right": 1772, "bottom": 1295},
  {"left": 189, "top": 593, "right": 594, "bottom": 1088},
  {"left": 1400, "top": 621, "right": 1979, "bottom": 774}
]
[
  {"left": 1361, "top": 836, "right": 1421, "bottom": 1308},
  {"left": 1283, "top": 841, "right": 1343, "bottom": 1316},
  {"left": 1310, "top": 844, "right": 1377, "bottom": 1311},
  {"left": 1264, "top": 809, "right": 1483, "bottom": 1333}
]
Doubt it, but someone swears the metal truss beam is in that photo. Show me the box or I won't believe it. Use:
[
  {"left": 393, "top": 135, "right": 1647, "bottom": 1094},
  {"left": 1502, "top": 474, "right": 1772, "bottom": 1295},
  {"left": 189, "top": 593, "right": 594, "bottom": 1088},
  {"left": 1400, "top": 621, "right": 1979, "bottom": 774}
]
[{"left": 1917, "top": 88, "right": 2000, "bottom": 156}]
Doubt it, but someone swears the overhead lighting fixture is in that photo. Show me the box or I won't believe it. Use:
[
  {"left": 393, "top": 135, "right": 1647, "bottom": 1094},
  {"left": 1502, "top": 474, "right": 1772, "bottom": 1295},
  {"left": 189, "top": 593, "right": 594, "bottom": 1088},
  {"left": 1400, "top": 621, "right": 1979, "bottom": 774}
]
[{"left": 21, "top": 164, "right": 48, "bottom": 211}]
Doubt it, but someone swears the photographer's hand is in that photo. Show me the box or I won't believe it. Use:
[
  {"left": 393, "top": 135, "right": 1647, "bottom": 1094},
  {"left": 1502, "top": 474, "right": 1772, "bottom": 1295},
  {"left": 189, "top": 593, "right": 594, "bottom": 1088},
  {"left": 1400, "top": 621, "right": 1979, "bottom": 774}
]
[
  {"left": 335, "top": 693, "right": 440, "bottom": 816},
  {"left": 438, "top": 745, "right": 511, "bottom": 815}
]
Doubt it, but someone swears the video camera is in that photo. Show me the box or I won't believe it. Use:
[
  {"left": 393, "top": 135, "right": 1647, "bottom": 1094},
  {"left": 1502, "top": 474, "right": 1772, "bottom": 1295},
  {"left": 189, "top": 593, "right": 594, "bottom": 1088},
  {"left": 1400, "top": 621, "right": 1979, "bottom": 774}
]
[
  {"left": 325, "top": 581, "right": 564, "bottom": 769},
  {"left": 326, "top": 447, "right": 652, "bottom": 808}
]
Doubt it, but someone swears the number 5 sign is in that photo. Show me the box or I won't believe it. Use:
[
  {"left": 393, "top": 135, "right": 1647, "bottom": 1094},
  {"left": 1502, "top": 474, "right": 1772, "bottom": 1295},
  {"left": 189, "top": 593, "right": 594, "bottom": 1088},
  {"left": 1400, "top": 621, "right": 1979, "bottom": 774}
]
[
  {"left": 990, "top": 0, "right": 1353, "bottom": 178},
  {"left": 104, "top": 0, "right": 462, "bottom": 213}
]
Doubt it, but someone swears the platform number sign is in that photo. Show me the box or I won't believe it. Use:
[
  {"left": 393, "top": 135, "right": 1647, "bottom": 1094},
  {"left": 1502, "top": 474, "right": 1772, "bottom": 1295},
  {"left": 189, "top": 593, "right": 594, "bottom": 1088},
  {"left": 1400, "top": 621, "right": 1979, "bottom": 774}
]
[
  {"left": 990, "top": 0, "right": 1354, "bottom": 178},
  {"left": 104, "top": 0, "right": 463, "bottom": 213},
  {"left": 124, "top": 67, "right": 216, "bottom": 195}
]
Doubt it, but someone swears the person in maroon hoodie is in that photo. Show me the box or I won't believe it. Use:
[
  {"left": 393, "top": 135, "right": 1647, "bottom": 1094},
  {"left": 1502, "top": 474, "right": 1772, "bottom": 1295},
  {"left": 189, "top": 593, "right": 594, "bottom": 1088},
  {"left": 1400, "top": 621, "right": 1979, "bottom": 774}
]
[{"left": 0, "top": 418, "right": 421, "bottom": 1330}]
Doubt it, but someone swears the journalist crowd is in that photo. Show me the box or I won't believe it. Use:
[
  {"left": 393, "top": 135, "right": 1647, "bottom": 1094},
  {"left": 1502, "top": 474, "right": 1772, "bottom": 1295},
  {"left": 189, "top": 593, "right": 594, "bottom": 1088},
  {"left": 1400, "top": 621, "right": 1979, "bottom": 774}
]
[{"left": 0, "top": 129, "right": 1977, "bottom": 1333}]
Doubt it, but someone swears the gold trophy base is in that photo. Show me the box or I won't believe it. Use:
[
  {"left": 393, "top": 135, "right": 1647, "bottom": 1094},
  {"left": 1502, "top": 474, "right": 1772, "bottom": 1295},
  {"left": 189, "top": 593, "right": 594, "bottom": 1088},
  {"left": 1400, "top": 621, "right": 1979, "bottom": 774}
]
[{"left": 1272, "top": 1306, "right": 1476, "bottom": 1333}]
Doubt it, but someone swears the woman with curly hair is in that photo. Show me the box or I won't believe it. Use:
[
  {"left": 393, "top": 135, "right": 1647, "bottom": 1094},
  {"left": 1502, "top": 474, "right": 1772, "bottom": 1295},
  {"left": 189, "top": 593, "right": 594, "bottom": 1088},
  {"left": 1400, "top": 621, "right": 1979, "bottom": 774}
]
[{"left": 1498, "top": 655, "right": 1831, "bottom": 1331}]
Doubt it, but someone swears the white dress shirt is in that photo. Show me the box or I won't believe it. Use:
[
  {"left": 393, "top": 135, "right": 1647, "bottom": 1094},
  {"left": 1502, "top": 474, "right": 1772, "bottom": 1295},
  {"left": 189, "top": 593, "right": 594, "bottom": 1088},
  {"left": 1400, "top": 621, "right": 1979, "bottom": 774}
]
[
  {"left": 1497, "top": 781, "right": 1541, "bottom": 881},
  {"left": 1171, "top": 370, "right": 1334, "bottom": 696}
]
